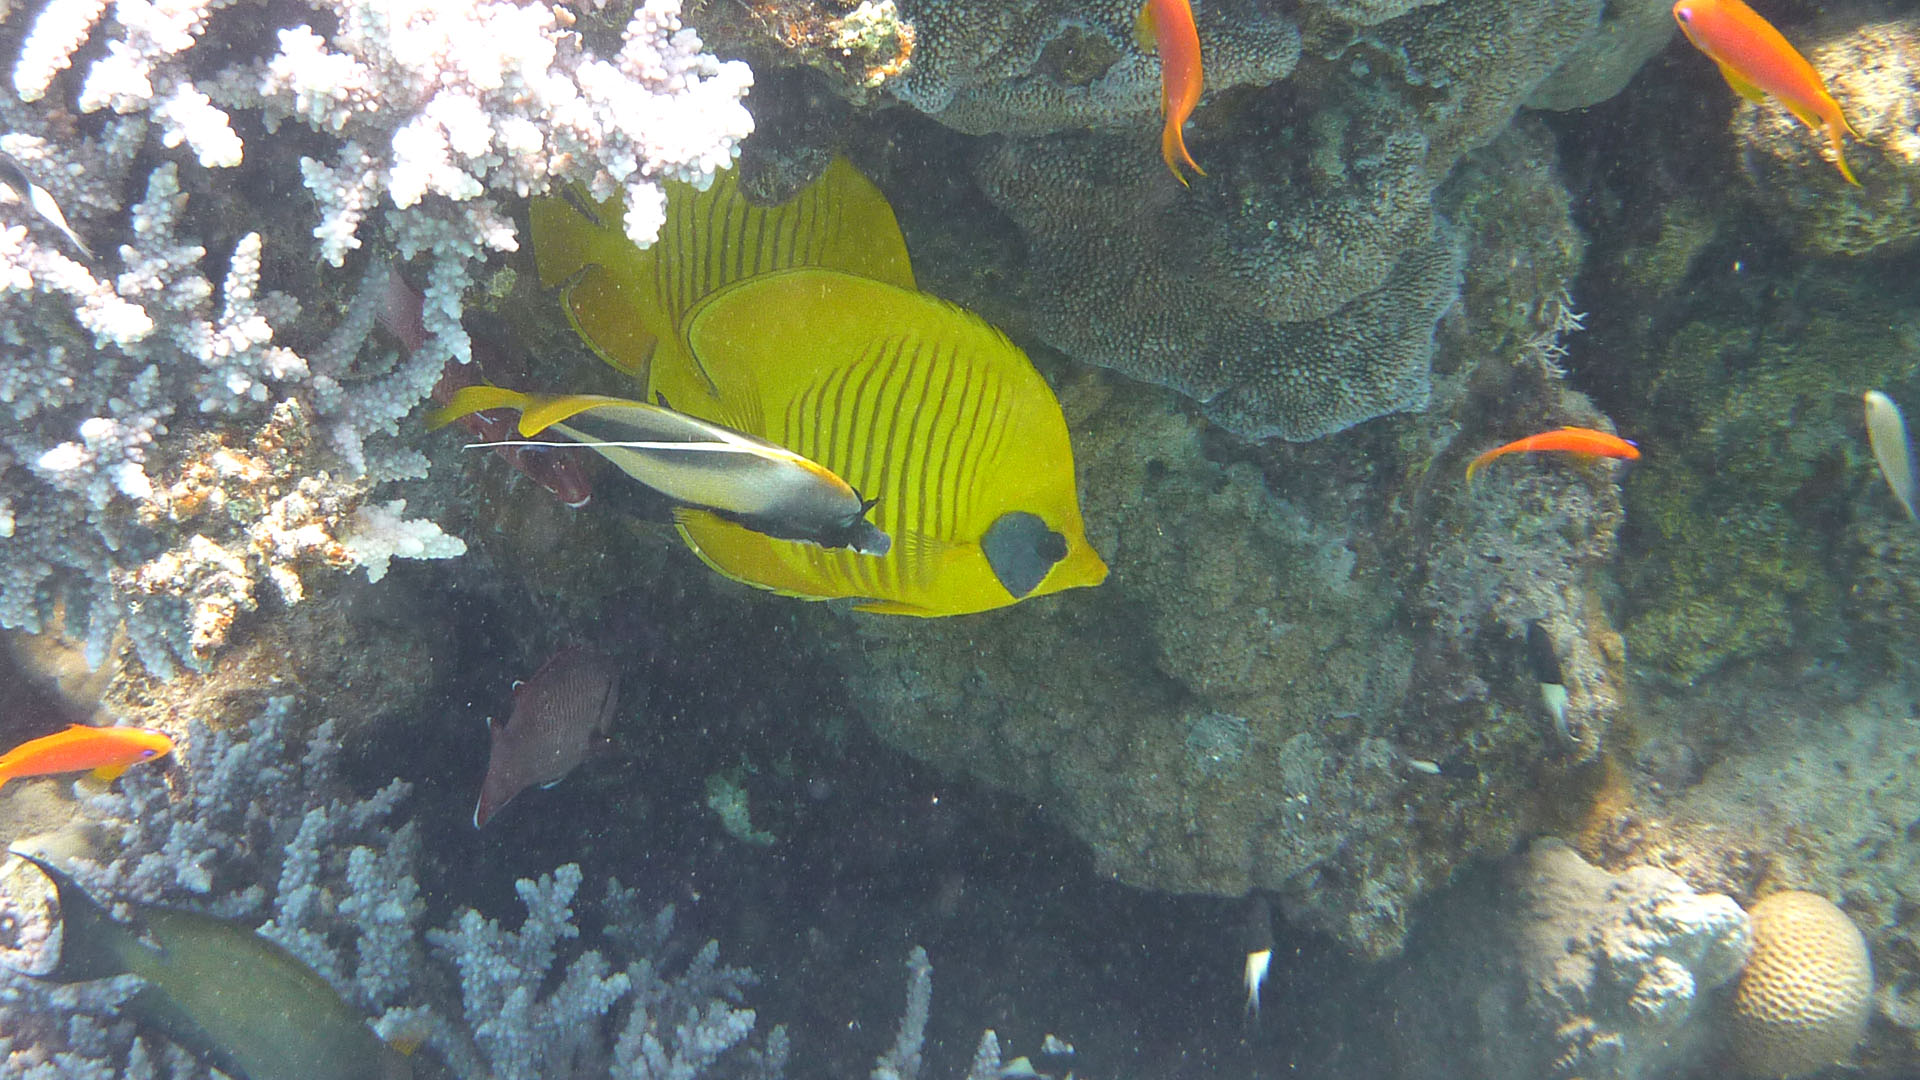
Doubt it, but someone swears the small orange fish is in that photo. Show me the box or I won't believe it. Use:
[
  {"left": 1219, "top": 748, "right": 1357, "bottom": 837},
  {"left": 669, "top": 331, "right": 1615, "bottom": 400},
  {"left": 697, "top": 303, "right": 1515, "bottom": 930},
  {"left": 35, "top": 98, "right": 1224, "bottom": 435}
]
[
  {"left": 1138, "top": 0, "right": 1206, "bottom": 185},
  {"left": 1672, "top": 0, "right": 1862, "bottom": 185},
  {"left": 1465, "top": 427, "right": 1641, "bottom": 485},
  {"left": 0, "top": 724, "right": 173, "bottom": 792}
]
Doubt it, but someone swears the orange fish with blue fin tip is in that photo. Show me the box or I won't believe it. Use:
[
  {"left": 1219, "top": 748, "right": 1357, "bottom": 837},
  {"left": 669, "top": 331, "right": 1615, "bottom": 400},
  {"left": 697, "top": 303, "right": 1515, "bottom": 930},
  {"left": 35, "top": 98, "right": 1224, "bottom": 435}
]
[
  {"left": 0, "top": 724, "right": 172, "bottom": 792},
  {"left": 1465, "top": 427, "right": 1640, "bottom": 485},
  {"left": 1137, "top": 0, "right": 1206, "bottom": 185},
  {"left": 531, "top": 160, "right": 1107, "bottom": 617},
  {"left": 1672, "top": 0, "right": 1863, "bottom": 185}
]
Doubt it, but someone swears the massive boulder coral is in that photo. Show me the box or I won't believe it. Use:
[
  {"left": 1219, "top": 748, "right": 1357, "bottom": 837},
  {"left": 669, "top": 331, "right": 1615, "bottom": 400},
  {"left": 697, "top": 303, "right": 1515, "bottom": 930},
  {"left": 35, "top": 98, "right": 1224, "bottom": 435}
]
[{"left": 908, "top": 0, "right": 1603, "bottom": 439}]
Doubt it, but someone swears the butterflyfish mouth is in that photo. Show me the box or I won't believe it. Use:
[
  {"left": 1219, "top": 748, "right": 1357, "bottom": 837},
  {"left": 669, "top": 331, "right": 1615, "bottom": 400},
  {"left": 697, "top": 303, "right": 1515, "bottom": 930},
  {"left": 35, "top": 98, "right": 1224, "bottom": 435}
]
[{"left": 982, "top": 511, "right": 1069, "bottom": 599}]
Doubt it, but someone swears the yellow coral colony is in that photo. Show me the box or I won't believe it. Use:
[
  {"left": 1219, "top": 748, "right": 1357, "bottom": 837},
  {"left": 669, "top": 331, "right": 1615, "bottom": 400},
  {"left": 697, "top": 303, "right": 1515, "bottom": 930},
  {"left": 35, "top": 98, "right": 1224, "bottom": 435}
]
[
  {"left": 530, "top": 160, "right": 1106, "bottom": 616},
  {"left": 1730, "top": 890, "right": 1873, "bottom": 1078}
]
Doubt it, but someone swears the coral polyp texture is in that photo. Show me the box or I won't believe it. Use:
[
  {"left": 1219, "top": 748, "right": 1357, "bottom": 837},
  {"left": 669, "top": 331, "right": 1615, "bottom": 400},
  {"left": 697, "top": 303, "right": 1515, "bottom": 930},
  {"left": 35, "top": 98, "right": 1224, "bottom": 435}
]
[
  {"left": 0, "top": 0, "right": 753, "bottom": 673},
  {"left": 1730, "top": 891, "right": 1874, "bottom": 1079},
  {"left": 817, "top": 0, "right": 1615, "bottom": 439}
]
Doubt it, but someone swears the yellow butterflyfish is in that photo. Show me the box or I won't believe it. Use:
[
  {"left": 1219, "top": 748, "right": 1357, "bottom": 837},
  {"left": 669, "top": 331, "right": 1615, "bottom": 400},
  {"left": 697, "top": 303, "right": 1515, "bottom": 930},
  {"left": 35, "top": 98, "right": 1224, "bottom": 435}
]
[
  {"left": 666, "top": 267, "right": 1106, "bottom": 615},
  {"left": 527, "top": 158, "right": 1106, "bottom": 616}
]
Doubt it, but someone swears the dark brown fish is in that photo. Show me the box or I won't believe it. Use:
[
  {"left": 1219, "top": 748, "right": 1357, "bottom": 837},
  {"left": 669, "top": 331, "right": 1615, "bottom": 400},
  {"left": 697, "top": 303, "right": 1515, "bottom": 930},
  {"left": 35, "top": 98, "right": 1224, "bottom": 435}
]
[{"left": 473, "top": 647, "right": 619, "bottom": 828}]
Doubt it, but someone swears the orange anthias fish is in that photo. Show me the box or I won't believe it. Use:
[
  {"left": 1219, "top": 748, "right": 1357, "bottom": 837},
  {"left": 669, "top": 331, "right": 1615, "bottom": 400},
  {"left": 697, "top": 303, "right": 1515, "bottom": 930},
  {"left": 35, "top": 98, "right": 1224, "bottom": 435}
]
[
  {"left": 1465, "top": 427, "right": 1641, "bottom": 485},
  {"left": 0, "top": 724, "right": 173, "bottom": 792},
  {"left": 1672, "top": 0, "right": 1862, "bottom": 185},
  {"left": 1138, "top": 0, "right": 1206, "bottom": 185}
]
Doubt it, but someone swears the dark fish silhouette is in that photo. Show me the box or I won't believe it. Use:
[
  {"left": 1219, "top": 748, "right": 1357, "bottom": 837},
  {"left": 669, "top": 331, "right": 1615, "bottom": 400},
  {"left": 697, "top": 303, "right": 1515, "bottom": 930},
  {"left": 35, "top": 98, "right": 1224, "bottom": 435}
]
[
  {"left": 11, "top": 852, "right": 412, "bottom": 1080},
  {"left": 473, "top": 647, "right": 619, "bottom": 828}
]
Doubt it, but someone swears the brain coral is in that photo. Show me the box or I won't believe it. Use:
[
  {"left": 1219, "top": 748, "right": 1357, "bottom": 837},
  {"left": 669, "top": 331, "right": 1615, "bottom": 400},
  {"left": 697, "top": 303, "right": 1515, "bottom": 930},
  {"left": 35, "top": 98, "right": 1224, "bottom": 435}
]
[{"left": 1730, "top": 891, "right": 1873, "bottom": 1079}]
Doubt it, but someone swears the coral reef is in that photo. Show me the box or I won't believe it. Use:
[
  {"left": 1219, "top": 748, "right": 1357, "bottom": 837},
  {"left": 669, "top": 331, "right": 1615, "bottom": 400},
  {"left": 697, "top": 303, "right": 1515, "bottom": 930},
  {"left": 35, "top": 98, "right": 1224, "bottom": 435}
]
[
  {"left": 1735, "top": 15, "right": 1920, "bottom": 257},
  {"left": 1322, "top": 839, "right": 1752, "bottom": 1080},
  {"left": 781, "top": 121, "right": 1630, "bottom": 958},
  {"left": 861, "top": 0, "right": 1613, "bottom": 440},
  {"left": 1597, "top": 671, "right": 1920, "bottom": 1071},
  {"left": 0, "top": 0, "right": 754, "bottom": 674},
  {"left": 0, "top": 696, "right": 784, "bottom": 1079},
  {"left": 1611, "top": 265, "right": 1920, "bottom": 685},
  {"left": 1731, "top": 890, "right": 1874, "bottom": 1079}
]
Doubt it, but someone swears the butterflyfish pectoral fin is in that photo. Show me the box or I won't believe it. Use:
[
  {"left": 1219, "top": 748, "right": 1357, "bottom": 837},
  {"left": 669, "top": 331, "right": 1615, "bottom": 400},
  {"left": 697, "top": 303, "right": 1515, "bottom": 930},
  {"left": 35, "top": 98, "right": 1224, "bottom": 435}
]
[{"left": 89, "top": 764, "right": 129, "bottom": 781}]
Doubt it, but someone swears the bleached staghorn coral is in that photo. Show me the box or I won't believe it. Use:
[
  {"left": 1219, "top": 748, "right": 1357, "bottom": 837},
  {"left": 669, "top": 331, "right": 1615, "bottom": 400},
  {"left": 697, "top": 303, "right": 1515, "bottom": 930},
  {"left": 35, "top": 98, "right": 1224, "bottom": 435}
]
[{"left": 0, "top": 0, "right": 754, "bottom": 673}]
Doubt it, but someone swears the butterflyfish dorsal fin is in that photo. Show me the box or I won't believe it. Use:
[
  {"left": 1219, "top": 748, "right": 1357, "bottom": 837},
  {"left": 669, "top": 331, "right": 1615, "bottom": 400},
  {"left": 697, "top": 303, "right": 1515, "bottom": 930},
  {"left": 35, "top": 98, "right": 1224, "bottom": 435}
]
[
  {"left": 665, "top": 267, "right": 1105, "bottom": 616},
  {"left": 532, "top": 158, "right": 915, "bottom": 387}
]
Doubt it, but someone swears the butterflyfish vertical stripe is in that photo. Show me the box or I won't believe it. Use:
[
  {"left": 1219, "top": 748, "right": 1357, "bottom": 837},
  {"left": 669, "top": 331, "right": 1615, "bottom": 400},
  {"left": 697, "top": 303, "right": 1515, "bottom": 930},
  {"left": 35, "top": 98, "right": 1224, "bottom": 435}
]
[
  {"left": 864, "top": 339, "right": 921, "bottom": 592},
  {"left": 728, "top": 196, "right": 753, "bottom": 282},
  {"left": 847, "top": 338, "right": 906, "bottom": 507},
  {"left": 777, "top": 191, "right": 807, "bottom": 269},
  {"left": 933, "top": 357, "right": 981, "bottom": 541},
  {"left": 962, "top": 371, "right": 1007, "bottom": 517},
  {"left": 888, "top": 338, "right": 943, "bottom": 584},
  {"left": 943, "top": 361, "right": 992, "bottom": 543},
  {"left": 921, "top": 344, "right": 970, "bottom": 569},
  {"left": 703, "top": 188, "right": 732, "bottom": 301}
]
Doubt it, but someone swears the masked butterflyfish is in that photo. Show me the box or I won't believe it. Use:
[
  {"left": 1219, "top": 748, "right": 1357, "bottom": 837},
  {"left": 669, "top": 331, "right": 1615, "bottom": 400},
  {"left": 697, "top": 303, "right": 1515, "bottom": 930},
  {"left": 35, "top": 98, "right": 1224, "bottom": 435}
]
[
  {"left": 658, "top": 266, "right": 1107, "bottom": 616},
  {"left": 428, "top": 385, "right": 890, "bottom": 554},
  {"left": 529, "top": 157, "right": 915, "bottom": 381}
]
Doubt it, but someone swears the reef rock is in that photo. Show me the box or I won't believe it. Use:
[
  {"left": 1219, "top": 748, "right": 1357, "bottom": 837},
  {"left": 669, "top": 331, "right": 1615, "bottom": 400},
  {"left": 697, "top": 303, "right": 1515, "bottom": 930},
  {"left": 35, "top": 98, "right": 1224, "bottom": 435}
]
[
  {"left": 1358, "top": 839, "right": 1751, "bottom": 1080},
  {"left": 1736, "top": 15, "right": 1920, "bottom": 258}
]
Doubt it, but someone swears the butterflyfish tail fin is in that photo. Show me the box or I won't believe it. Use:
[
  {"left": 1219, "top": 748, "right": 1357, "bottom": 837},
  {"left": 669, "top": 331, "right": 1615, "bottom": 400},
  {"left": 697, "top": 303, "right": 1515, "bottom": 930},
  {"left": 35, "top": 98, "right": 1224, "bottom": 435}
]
[{"left": 425, "top": 385, "right": 533, "bottom": 431}]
